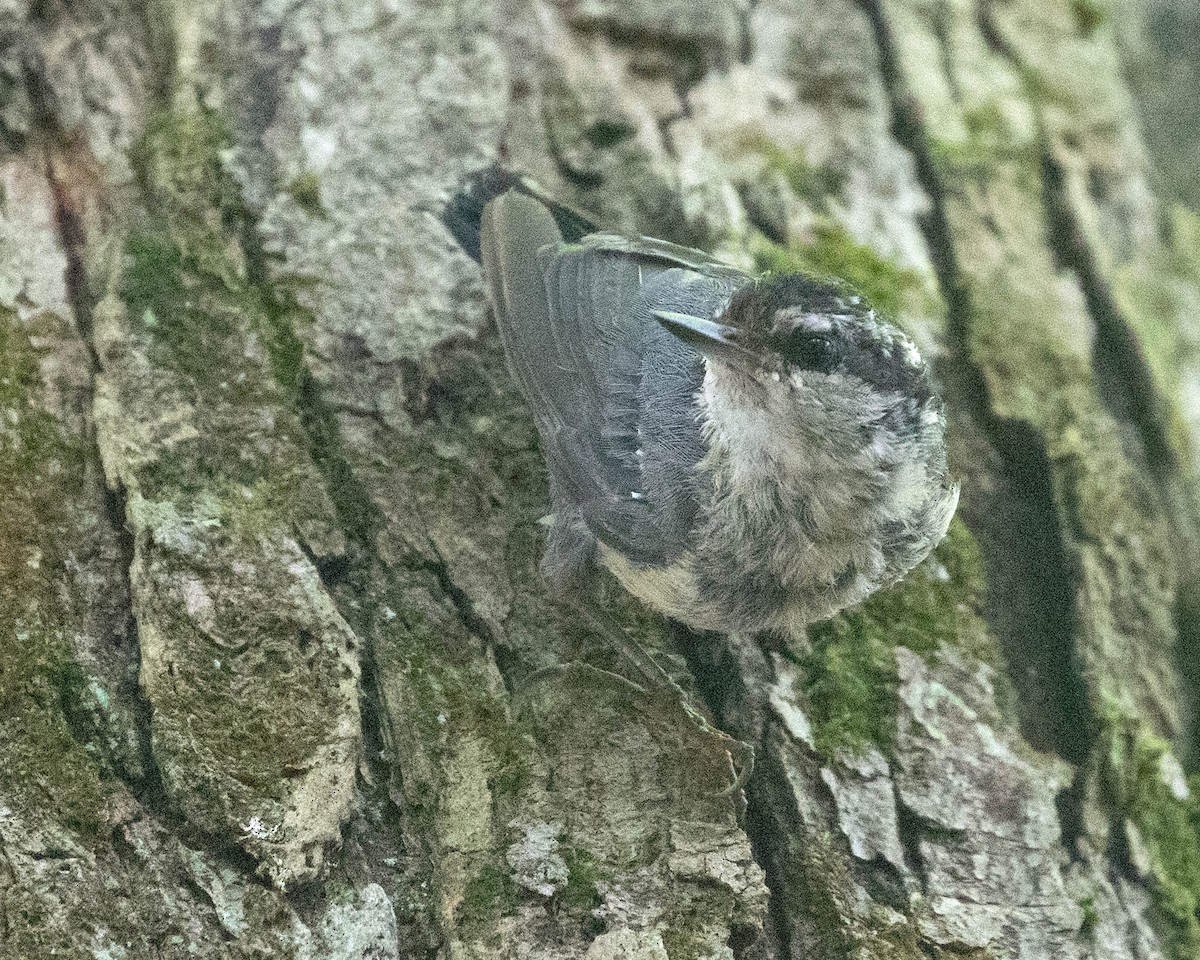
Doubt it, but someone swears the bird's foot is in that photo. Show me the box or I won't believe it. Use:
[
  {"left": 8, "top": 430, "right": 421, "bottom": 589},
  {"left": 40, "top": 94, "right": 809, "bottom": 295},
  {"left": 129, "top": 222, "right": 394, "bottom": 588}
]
[
  {"left": 638, "top": 677, "right": 754, "bottom": 797},
  {"left": 516, "top": 651, "right": 753, "bottom": 797},
  {"left": 517, "top": 659, "right": 648, "bottom": 705}
]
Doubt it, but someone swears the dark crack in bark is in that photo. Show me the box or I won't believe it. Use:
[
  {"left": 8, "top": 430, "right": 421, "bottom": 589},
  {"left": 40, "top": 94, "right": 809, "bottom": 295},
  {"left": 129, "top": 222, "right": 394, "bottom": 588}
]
[
  {"left": 855, "top": 0, "right": 1096, "bottom": 775},
  {"left": 980, "top": 0, "right": 1177, "bottom": 490},
  {"left": 33, "top": 81, "right": 165, "bottom": 809},
  {"left": 893, "top": 790, "right": 928, "bottom": 890},
  {"left": 42, "top": 153, "right": 278, "bottom": 892},
  {"left": 682, "top": 628, "right": 856, "bottom": 960}
]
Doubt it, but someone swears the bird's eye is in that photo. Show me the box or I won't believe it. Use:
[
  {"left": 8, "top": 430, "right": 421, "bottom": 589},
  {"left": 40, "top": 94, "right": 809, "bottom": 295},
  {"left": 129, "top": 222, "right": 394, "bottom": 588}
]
[{"left": 784, "top": 331, "right": 840, "bottom": 373}]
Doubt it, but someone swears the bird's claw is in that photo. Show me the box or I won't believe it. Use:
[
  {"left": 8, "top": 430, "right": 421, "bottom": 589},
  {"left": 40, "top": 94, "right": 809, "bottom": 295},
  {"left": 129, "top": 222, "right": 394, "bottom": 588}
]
[
  {"left": 514, "top": 660, "right": 648, "bottom": 721},
  {"left": 718, "top": 735, "right": 755, "bottom": 797},
  {"left": 516, "top": 658, "right": 753, "bottom": 798}
]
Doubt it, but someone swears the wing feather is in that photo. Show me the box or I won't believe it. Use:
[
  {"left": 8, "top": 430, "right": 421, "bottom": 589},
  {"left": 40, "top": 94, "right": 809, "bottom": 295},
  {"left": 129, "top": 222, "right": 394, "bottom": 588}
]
[
  {"left": 481, "top": 190, "right": 749, "bottom": 569},
  {"left": 480, "top": 192, "right": 568, "bottom": 433}
]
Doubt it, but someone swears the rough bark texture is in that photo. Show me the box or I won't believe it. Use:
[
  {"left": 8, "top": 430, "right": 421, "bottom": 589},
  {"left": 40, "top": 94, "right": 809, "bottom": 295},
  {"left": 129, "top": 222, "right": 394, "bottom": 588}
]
[{"left": 2, "top": 0, "right": 1200, "bottom": 958}]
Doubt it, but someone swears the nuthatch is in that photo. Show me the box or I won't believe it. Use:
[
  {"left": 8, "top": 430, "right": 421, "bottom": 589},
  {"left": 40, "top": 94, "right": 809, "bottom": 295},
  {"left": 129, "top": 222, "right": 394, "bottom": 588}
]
[{"left": 475, "top": 190, "right": 958, "bottom": 640}]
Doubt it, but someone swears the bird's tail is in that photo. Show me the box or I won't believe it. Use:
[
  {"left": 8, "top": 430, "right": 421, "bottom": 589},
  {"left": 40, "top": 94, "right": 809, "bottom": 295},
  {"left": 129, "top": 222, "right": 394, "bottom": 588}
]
[{"left": 440, "top": 164, "right": 597, "bottom": 263}]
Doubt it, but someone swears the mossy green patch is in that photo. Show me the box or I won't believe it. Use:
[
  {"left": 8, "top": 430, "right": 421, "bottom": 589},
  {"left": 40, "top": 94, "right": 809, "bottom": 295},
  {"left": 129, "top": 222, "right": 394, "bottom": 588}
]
[
  {"left": 800, "top": 519, "right": 991, "bottom": 755},
  {"left": 1110, "top": 207, "right": 1200, "bottom": 469},
  {"left": 939, "top": 94, "right": 1189, "bottom": 953},
  {"left": 297, "top": 372, "right": 383, "bottom": 555},
  {"left": 213, "top": 472, "right": 327, "bottom": 540},
  {"left": 456, "top": 863, "right": 519, "bottom": 933},
  {"left": 146, "top": 618, "right": 346, "bottom": 798},
  {"left": 122, "top": 107, "right": 332, "bottom": 532},
  {"left": 441, "top": 661, "right": 531, "bottom": 800},
  {"left": 751, "top": 227, "right": 924, "bottom": 319},
  {"left": 585, "top": 119, "right": 637, "bottom": 150},
  {"left": 926, "top": 105, "right": 1040, "bottom": 189},
  {"left": 1078, "top": 895, "right": 1098, "bottom": 933},
  {"left": 560, "top": 844, "right": 605, "bottom": 911},
  {"left": 375, "top": 581, "right": 532, "bottom": 805},
  {"left": 0, "top": 619, "right": 106, "bottom": 842},
  {"left": 734, "top": 131, "right": 846, "bottom": 208},
  {"left": 286, "top": 171, "right": 325, "bottom": 218},
  {"left": 1103, "top": 708, "right": 1200, "bottom": 956},
  {"left": 130, "top": 110, "right": 246, "bottom": 285},
  {"left": 962, "top": 102, "right": 1007, "bottom": 142},
  {"left": 122, "top": 227, "right": 232, "bottom": 386},
  {"left": 0, "top": 310, "right": 105, "bottom": 841},
  {"left": 126, "top": 108, "right": 307, "bottom": 397},
  {"left": 661, "top": 923, "right": 708, "bottom": 960},
  {"left": 112, "top": 106, "right": 366, "bottom": 861},
  {"left": 764, "top": 810, "right": 857, "bottom": 956},
  {"left": 1070, "top": 0, "right": 1106, "bottom": 37},
  {"left": 927, "top": 136, "right": 994, "bottom": 183}
]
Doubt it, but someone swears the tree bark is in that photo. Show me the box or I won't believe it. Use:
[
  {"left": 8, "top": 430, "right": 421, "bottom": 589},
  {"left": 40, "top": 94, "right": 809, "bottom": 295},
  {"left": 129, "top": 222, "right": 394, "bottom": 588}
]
[{"left": 2, "top": 0, "right": 1199, "bottom": 958}]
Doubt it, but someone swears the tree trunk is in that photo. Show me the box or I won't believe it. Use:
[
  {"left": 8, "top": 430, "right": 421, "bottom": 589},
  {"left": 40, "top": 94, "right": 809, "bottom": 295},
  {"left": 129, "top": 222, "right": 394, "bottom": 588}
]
[{"left": 2, "top": 0, "right": 1199, "bottom": 957}]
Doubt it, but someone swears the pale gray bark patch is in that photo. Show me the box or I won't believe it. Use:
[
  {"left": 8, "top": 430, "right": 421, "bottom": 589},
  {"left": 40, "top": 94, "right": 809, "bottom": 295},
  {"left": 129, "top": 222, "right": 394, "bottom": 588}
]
[{"left": 894, "top": 647, "right": 1081, "bottom": 956}]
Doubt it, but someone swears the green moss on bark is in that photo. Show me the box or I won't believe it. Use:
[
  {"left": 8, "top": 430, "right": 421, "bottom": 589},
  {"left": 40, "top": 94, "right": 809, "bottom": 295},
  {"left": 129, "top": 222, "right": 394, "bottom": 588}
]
[
  {"left": 751, "top": 229, "right": 926, "bottom": 319},
  {"left": 735, "top": 132, "right": 847, "bottom": 208},
  {"left": 285, "top": 171, "right": 325, "bottom": 218},
  {"left": 1104, "top": 706, "right": 1200, "bottom": 956},
  {"left": 0, "top": 310, "right": 105, "bottom": 840},
  {"left": 1070, "top": 0, "right": 1106, "bottom": 37},
  {"left": 100, "top": 107, "right": 361, "bottom": 880},
  {"left": 561, "top": 846, "right": 604, "bottom": 909},
  {"left": 456, "top": 863, "right": 519, "bottom": 934},
  {"left": 800, "top": 519, "right": 993, "bottom": 756},
  {"left": 1110, "top": 207, "right": 1200, "bottom": 469},
  {"left": 122, "top": 108, "right": 325, "bottom": 525}
]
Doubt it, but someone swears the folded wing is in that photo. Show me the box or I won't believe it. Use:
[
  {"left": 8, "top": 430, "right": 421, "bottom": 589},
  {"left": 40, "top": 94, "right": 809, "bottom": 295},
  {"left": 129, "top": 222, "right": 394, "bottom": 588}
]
[{"left": 481, "top": 190, "right": 748, "bottom": 569}]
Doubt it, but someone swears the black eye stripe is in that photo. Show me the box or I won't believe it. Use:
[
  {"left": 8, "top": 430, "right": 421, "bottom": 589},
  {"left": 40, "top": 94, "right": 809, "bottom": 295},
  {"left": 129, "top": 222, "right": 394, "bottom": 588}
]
[{"left": 783, "top": 330, "right": 841, "bottom": 373}]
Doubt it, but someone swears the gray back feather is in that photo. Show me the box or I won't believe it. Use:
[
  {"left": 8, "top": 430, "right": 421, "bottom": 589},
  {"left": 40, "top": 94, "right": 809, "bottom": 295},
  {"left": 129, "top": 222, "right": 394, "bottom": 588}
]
[{"left": 480, "top": 192, "right": 748, "bottom": 576}]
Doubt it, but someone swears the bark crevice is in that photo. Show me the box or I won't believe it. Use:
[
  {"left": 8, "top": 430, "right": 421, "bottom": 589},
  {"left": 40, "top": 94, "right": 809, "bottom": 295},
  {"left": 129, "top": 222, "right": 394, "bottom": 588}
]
[
  {"left": 979, "top": 0, "right": 1176, "bottom": 490},
  {"left": 34, "top": 81, "right": 166, "bottom": 811},
  {"left": 857, "top": 0, "right": 1097, "bottom": 771},
  {"left": 3, "top": 0, "right": 1198, "bottom": 954}
]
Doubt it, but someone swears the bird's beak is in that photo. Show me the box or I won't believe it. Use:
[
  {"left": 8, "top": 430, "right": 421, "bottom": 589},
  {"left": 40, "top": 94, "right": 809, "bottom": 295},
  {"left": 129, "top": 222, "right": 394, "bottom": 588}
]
[{"left": 654, "top": 311, "right": 757, "bottom": 365}]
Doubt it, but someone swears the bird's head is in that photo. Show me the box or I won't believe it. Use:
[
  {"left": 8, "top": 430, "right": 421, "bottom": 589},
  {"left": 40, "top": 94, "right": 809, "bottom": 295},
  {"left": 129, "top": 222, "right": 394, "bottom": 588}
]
[{"left": 655, "top": 274, "right": 949, "bottom": 501}]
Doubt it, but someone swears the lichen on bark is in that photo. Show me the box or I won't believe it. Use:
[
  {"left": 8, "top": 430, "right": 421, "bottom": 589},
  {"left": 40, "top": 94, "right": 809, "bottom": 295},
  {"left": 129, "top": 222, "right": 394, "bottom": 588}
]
[
  {"left": 0, "top": 209, "right": 106, "bottom": 848},
  {"left": 93, "top": 104, "right": 361, "bottom": 890}
]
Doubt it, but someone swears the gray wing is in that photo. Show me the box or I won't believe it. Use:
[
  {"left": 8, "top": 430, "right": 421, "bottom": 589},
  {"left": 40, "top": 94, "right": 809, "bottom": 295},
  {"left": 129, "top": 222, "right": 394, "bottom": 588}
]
[{"left": 480, "top": 191, "right": 749, "bottom": 570}]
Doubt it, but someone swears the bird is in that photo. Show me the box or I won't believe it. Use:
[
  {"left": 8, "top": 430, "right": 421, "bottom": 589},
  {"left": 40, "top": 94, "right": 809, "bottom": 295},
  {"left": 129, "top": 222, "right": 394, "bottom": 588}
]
[{"left": 443, "top": 172, "right": 958, "bottom": 788}]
